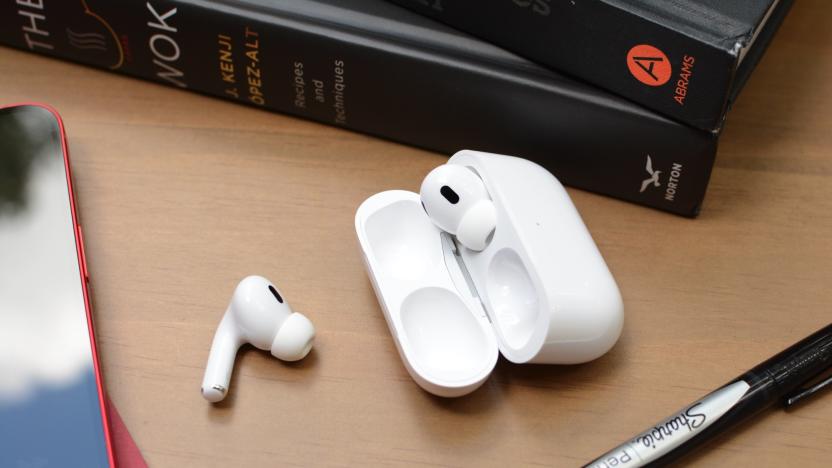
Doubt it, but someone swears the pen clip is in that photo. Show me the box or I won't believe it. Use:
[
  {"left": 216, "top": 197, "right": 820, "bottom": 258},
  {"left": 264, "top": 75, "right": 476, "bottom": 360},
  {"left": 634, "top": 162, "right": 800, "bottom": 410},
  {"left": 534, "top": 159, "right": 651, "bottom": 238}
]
[{"left": 784, "top": 368, "right": 832, "bottom": 408}]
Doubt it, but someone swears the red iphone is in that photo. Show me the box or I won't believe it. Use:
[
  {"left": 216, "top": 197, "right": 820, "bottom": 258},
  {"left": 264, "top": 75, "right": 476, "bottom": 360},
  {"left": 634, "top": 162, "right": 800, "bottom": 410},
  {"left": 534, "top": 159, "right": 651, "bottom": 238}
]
[{"left": 0, "top": 104, "right": 114, "bottom": 466}]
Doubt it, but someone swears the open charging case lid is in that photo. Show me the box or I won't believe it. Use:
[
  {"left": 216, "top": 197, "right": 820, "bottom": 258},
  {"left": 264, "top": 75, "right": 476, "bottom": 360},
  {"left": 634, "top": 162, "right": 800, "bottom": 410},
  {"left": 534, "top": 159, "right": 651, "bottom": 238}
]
[{"left": 355, "top": 151, "right": 623, "bottom": 397}]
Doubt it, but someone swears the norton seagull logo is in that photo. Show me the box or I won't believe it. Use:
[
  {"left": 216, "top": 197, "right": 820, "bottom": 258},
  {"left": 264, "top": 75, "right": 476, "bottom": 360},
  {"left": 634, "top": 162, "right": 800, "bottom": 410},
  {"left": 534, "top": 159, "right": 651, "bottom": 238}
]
[{"left": 640, "top": 155, "right": 662, "bottom": 193}]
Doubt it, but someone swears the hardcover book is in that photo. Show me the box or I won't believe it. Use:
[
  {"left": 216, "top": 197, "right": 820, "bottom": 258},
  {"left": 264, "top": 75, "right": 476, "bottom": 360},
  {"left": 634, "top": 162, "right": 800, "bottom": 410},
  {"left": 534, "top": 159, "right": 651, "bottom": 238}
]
[
  {"left": 389, "top": 0, "right": 794, "bottom": 132},
  {"left": 1, "top": 0, "right": 719, "bottom": 216}
]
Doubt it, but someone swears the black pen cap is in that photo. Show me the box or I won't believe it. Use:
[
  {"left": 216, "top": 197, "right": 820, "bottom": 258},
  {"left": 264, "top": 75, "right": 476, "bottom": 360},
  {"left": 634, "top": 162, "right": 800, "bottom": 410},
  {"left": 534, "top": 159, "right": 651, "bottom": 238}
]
[{"left": 748, "top": 323, "right": 832, "bottom": 401}]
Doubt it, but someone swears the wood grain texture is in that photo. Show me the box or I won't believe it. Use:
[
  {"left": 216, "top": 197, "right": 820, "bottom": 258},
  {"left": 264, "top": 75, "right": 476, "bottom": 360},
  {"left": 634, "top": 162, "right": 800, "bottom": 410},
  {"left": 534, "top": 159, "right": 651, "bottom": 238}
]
[{"left": 1, "top": 1, "right": 830, "bottom": 466}]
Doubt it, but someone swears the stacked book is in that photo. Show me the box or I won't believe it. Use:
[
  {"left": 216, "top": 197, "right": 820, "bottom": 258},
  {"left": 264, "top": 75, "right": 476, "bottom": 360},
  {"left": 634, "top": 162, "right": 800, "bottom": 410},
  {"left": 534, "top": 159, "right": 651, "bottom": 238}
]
[{"left": 0, "top": 0, "right": 793, "bottom": 216}]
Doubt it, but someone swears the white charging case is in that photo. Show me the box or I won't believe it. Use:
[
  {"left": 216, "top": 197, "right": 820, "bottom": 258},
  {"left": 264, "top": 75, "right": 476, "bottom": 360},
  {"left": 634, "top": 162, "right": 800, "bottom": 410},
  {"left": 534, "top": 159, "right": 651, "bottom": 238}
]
[{"left": 355, "top": 151, "right": 623, "bottom": 397}]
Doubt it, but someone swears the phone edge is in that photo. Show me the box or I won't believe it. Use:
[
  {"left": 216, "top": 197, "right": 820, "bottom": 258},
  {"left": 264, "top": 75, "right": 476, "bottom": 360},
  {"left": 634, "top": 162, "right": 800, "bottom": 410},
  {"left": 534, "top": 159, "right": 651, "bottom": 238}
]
[{"left": 0, "top": 102, "right": 117, "bottom": 468}]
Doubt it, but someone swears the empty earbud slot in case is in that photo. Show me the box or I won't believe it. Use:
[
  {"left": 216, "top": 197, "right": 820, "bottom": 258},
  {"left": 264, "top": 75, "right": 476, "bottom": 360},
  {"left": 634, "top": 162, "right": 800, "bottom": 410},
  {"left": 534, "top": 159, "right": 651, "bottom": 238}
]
[{"left": 357, "top": 192, "right": 498, "bottom": 397}]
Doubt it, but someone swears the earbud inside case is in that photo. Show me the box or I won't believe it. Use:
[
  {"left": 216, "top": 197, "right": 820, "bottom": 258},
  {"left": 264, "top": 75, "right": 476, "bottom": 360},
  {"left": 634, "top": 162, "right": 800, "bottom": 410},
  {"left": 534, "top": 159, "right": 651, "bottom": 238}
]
[{"left": 355, "top": 151, "right": 623, "bottom": 397}]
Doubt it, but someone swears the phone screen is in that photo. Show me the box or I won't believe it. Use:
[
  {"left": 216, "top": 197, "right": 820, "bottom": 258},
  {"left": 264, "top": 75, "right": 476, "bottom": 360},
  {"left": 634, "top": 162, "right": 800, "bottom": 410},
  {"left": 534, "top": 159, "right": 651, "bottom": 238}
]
[{"left": 0, "top": 106, "right": 111, "bottom": 467}]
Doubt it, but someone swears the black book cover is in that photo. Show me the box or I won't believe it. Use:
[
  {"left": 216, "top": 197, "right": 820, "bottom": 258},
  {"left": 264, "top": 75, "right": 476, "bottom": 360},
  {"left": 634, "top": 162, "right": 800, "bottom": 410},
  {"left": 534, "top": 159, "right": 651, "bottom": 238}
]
[
  {"left": 389, "top": 0, "right": 794, "bottom": 132},
  {"left": 1, "top": 0, "right": 718, "bottom": 215}
]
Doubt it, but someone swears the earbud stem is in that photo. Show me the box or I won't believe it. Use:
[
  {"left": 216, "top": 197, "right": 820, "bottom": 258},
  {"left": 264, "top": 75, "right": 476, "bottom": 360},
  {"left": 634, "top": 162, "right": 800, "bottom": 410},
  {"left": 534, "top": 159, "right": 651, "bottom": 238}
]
[{"left": 201, "top": 310, "right": 243, "bottom": 402}]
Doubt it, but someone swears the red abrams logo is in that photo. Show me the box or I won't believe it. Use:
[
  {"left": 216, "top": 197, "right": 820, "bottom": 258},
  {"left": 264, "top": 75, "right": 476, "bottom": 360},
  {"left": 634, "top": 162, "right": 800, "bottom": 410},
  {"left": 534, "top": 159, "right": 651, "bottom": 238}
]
[
  {"left": 628, "top": 44, "right": 697, "bottom": 106},
  {"left": 627, "top": 44, "right": 671, "bottom": 86}
]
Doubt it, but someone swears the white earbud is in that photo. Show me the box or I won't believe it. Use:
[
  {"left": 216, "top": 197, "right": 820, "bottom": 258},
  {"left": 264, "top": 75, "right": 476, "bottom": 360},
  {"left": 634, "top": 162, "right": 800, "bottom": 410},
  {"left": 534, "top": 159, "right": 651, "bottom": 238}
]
[
  {"left": 201, "top": 275, "right": 315, "bottom": 403},
  {"left": 420, "top": 164, "right": 497, "bottom": 251}
]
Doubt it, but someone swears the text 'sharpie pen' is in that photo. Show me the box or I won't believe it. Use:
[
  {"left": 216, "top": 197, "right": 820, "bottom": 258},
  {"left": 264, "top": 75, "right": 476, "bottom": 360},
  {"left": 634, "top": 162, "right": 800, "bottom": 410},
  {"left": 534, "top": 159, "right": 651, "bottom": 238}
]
[{"left": 584, "top": 323, "right": 832, "bottom": 467}]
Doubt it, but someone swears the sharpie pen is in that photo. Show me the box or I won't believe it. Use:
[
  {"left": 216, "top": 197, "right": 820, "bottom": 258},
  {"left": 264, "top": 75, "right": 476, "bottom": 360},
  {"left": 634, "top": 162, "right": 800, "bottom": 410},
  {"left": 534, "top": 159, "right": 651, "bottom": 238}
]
[{"left": 585, "top": 323, "right": 832, "bottom": 467}]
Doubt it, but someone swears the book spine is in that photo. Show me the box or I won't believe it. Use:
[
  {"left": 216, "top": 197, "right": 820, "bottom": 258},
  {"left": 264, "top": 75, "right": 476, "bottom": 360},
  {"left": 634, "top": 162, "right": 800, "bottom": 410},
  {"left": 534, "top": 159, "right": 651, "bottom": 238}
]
[
  {"left": 388, "top": 0, "right": 737, "bottom": 131},
  {"left": 0, "top": 0, "right": 717, "bottom": 216}
]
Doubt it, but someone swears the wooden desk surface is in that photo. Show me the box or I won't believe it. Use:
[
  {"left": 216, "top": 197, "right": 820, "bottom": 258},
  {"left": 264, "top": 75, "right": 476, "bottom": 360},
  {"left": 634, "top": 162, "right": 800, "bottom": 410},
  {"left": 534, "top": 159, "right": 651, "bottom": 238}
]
[{"left": 2, "top": 2, "right": 831, "bottom": 466}]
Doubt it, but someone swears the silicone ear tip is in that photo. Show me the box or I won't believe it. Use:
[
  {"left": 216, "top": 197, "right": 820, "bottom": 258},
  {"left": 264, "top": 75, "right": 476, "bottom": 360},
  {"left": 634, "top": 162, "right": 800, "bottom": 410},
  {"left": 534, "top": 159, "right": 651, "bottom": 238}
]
[
  {"left": 271, "top": 313, "right": 316, "bottom": 361},
  {"left": 457, "top": 200, "right": 497, "bottom": 251}
]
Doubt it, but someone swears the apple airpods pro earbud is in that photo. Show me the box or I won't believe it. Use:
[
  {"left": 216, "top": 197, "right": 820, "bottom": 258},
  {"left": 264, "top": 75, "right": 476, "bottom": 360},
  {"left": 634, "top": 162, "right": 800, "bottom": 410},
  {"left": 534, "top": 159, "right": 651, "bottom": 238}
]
[
  {"left": 201, "top": 275, "right": 315, "bottom": 403},
  {"left": 420, "top": 164, "right": 497, "bottom": 251}
]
